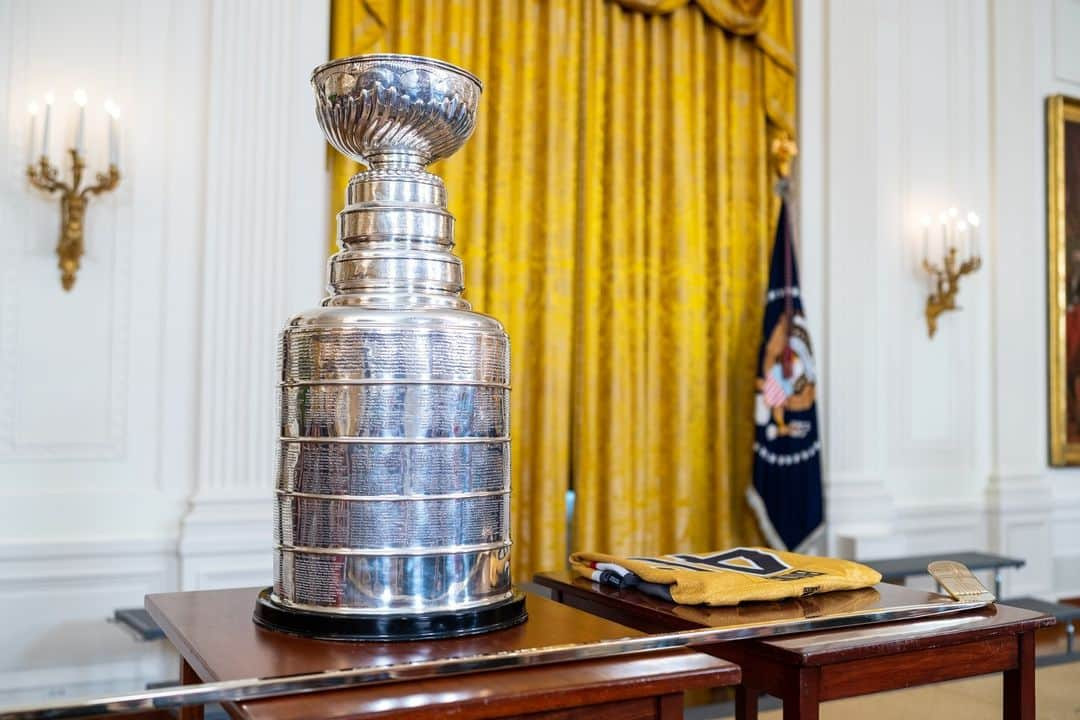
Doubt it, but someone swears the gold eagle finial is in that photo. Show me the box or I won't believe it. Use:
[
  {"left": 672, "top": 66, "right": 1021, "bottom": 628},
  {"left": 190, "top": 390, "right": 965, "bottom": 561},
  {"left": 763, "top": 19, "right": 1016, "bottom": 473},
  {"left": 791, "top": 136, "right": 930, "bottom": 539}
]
[{"left": 771, "top": 133, "right": 798, "bottom": 179}]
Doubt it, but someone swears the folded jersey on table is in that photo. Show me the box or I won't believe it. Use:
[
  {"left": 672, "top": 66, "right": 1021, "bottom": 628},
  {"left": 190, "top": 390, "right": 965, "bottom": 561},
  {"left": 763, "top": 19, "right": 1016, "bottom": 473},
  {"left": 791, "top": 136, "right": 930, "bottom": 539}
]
[{"left": 569, "top": 547, "right": 882, "bottom": 606}]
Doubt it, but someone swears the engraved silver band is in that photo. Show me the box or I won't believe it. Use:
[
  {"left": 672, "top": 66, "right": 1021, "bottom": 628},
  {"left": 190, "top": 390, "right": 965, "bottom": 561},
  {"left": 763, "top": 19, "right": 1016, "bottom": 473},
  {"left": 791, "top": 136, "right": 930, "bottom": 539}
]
[
  {"left": 276, "top": 489, "right": 509, "bottom": 502},
  {"left": 275, "top": 540, "right": 512, "bottom": 556},
  {"left": 279, "top": 379, "right": 511, "bottom": 389},
  {"left": 278, "top": 436, "right": 511, "bottom": 444}
]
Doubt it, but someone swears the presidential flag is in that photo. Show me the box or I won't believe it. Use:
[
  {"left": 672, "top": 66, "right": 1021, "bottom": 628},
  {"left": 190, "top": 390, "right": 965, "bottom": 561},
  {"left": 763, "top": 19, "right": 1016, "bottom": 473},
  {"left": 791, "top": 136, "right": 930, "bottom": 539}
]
[{"left": 746, "top": 200, "right": 824, "bottom": 553}]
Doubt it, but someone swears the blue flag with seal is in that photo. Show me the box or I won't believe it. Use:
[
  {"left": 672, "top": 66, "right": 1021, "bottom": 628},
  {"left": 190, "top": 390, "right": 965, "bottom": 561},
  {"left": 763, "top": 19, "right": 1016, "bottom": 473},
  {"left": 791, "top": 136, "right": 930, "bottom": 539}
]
[{"left": 746, "top": 200, "right": 824, "bottom": 553}]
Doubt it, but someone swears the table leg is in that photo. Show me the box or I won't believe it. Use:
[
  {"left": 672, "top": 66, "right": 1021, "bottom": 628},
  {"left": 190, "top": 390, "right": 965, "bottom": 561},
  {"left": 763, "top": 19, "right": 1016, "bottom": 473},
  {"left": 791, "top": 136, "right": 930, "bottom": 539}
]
[
  {"left": 783, "top": 668, "right": 820, "bottom": 720},
  {"left": 180, "top": 658, "right": 204, "bottom": 720},
  {"left": 994, "top": 570, "right": 1004, "bottom": 599},
  {"left": 1003, "top": 631, "right": 1035, "bottom": 720},
  {"left": 735, "top": 685, "right": 759, "bottom": 720},
  {"left": 657, "top": 693, "right": 683, "bottom": 719}
]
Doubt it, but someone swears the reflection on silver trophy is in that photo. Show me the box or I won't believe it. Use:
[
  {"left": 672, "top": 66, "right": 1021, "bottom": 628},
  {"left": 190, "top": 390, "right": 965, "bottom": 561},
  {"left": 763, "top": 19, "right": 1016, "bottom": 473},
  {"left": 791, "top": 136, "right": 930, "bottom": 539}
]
[{"left": 254, "top": 53, "right": 526, "bottom": 640}]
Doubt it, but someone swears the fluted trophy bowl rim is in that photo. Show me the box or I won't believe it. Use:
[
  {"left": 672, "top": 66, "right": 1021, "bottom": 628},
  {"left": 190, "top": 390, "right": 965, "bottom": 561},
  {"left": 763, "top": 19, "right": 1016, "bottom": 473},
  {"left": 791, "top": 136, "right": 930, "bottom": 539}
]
[
  {"left": 311, "top": 52, "right": 483, "bottom": 90},
  {"left": 312, "top": 53, "right": 483, "bottom": 169}
]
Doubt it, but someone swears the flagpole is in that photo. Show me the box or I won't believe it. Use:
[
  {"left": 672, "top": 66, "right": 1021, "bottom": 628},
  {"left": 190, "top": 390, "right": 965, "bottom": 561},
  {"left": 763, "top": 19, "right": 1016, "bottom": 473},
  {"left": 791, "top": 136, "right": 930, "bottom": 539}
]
[
  {"left": 771, "top": 134, "right": 799, "bottom": 375},
  {"left": 751, "top": 132, "right": 824, "bottom": 554}
]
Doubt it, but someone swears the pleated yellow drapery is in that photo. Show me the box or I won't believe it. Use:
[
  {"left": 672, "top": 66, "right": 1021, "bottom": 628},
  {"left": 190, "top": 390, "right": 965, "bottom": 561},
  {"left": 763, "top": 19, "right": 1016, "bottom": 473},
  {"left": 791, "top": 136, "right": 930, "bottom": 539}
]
[{"left": 329, "top": 0, "right": 796, "bottom": 578}]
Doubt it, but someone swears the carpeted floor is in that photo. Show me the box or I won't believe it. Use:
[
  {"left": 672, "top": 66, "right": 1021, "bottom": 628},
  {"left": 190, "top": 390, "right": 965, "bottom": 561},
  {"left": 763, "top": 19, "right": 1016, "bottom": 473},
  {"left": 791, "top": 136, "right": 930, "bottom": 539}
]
[{"left": 747, "top": 661, "right": 1080, "bottom": 719}]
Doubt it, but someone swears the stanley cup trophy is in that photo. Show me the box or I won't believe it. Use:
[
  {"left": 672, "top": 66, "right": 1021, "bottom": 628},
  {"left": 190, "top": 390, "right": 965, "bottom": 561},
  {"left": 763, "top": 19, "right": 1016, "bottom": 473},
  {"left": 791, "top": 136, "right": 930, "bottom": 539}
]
[{"left": 252, "top": 54, "right": 527, "bottom": 640}]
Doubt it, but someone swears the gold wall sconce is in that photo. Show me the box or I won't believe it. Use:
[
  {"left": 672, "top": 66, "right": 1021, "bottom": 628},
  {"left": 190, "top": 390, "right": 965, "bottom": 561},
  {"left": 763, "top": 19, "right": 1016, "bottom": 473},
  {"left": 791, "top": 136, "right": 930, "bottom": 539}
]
[
  {"left": 25, "top": 90, "right": 122, "bottom": 291},
  {"left": 919, "top": 208, "right": 981, "bottom": 337}
]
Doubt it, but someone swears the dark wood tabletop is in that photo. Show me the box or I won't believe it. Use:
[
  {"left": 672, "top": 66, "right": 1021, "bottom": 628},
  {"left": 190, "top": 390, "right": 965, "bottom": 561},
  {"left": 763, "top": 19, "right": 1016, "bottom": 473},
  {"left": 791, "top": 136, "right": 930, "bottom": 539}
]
[{"left": 146, "top": 587, "right": 740, "bottom": 720}]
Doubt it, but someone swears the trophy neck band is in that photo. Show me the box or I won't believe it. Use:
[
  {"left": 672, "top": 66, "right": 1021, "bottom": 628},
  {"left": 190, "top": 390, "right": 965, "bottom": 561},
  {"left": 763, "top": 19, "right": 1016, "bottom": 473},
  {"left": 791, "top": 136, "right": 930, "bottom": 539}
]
[
  {"left": 365, "top": 151, "right": 430, "bottom": 172},
  {"left": 328, "top": 166, "right": 469, "bottom": 310}
]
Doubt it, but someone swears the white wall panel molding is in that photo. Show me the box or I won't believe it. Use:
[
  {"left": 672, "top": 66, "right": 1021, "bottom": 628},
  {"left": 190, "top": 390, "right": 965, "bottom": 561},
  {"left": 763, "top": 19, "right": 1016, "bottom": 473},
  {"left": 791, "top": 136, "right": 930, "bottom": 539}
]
[
  {"left": 804, "top": 0, "right": 991, "bottom": 558},
  {"left": 0, "top": 0, "right": 206, "bottom": 693},
  {"left": 180, "top": 498, "right": 271, "bottom": 556},
  {"left": 0, "top": 537, "right": 175, "bottom": 563},
  {"left": 1037, "top": 0, "right": 1080, "bottom": 599},
  {"left": 984, "top": 473, "right": 1054, "bottom": 596},
  {"left": 989, "top": 0, "right": 1046, "bottom": 484},
  {"left": 0, "top": 0, "right": 138, "bottom": 462},
  {"left": 986, "top": 473, "right": 1055, "bottom": 515},
  {"left": 827, "top": 476, "right": 896, "bottom": 529},
  {"left": 812, "top": 0, "right": 896, "bottom": 557},
  {"left": 180, "top": 551, "right": 273, "bottom": 593},
  {"left": 895, "top": 500, "right": 985, "bottom": 544},
  {"left": 186, "top": 0, "right": 326, "bottom": 502},
  {"left": 0, "top": 0, "right": 330, "bottom": 699},
  {"left": 0, "top": 538, "right": 177, "bottom": 693},
  {"left": 1049, "top": 490, "right": 1080, "bottom": 597},
  {"left": 1053, "top": 0, "right": 1080, "bottom": 86},
  {"left": 983, "top": 0, "right": 1058, "bottom": 598},
  {"left": 1051, "top": 491, "right": 1080, "bottom": 553},
  {"left": 178, "top": 0, "right": 329, "bottom": 588},
  {"left": 827, "top": 475, "right": 900, "bottom": 559},
  {"left": 0, "top": 0, "right": 203, "bottom": 539},
  {"left": 799, "top": 0, "right": 1072, "bottom": 588},
  {"left": 892, "top": 499, "right": 989, "bottom": 588}
]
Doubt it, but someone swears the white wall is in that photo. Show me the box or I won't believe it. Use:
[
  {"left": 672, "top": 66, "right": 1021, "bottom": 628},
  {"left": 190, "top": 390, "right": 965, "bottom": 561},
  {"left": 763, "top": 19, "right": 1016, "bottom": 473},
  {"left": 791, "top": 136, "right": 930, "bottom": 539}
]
[
  {"left": 0, "top": 0, "right": 328, "bottom": 700},
  {"left": 801, "top": 0, "right": 1080, "bottom": 599}
]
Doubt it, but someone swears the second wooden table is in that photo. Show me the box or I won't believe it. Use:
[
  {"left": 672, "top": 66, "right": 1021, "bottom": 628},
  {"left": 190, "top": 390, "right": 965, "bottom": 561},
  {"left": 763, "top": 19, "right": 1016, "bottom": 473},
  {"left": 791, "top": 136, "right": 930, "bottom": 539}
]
[{"left": 535, "top": 571, "right": 1053, "bottom": 720}]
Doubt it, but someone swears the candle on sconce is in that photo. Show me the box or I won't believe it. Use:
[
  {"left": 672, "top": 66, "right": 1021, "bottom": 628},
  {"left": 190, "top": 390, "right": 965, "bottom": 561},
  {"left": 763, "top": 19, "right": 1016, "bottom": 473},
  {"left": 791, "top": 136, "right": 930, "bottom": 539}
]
[
  {"left": 104, "top": 99, "right": 119, "bottom": 167},
  {"left": 920, "top": 207, "right": 984, "bottom": 337},
  {"left": 42, "top": 91, "right": 54, "bottom": 158},
  {"left": 938, "top": 211, "right": 948, "bottom": 264},
  {"left": 967, "top": 211, "right": 980, "bottom": 259},
  {"left": 947, "top": 208, "right": 958, "bottom": 260},
  {"left": 920, "top": 215, "right": 932, "bottom": 263},
  {"left": 956, "top": 220, "right": 969, "bottom": 260},
  {"left": 73, "top": 89, "right": 87, "bottom": 155},
  {"left": 26, "top": 102, "right": 38, "bottom": 166}
]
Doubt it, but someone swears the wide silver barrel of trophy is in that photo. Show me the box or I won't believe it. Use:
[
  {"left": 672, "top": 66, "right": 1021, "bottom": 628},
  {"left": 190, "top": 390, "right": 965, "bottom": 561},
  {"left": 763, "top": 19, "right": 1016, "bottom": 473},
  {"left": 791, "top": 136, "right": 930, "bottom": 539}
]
[{"left": 253, "top": 53, "right": 527, "bottom": 640}]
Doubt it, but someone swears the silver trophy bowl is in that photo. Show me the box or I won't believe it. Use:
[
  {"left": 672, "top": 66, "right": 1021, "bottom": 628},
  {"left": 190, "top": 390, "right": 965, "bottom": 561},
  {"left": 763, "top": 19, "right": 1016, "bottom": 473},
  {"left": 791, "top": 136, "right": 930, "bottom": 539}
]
[
  {"left": 312, "top": 53, "right": 482, "bottom": 169},
  {"left": 253, "top": 54, "right": 526, "bottom": 640}
]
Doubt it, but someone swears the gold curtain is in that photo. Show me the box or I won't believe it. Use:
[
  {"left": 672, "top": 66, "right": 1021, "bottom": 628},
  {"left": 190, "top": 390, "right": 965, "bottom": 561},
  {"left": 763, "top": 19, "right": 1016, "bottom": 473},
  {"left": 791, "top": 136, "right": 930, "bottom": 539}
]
[{"left": 329, "top": 0, "right": 795, "bottom": 578}]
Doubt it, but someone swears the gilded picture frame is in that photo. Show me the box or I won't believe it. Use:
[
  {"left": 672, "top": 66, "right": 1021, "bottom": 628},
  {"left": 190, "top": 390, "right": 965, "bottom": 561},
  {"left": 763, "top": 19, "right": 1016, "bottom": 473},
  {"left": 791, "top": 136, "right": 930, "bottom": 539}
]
[{"left": 1048, "top": 94, "right": 1080, "bottom": 465}]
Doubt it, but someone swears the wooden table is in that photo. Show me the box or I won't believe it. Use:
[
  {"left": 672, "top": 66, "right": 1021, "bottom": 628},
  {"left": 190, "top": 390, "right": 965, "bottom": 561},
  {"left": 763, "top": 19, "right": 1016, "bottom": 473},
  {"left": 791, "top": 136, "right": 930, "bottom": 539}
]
[
  {"left": 535, "top": 571, "right": 1054, "bottom": 720},
  {"left": 145, "top": 587, "right": 740, "bottom": 720}
]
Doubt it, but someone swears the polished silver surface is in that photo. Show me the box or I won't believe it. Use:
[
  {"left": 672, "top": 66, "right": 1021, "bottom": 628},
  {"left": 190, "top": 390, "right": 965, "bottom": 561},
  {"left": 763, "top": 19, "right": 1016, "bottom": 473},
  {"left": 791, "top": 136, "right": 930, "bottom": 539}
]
[
  {"left": 274, "top": 492, "right": 510, "bottom": 548},
  {"left": 274, "top": 546, "right": 513, "bottom": 613},
  {"left": 270, "top": 54, "right": 512, "bottom": 615},
  {"left": 0, "top": 591, "right": 994, "bottom": 718},
  {"left": 312, "top": 54, "right": 481, "bottom": 169}
]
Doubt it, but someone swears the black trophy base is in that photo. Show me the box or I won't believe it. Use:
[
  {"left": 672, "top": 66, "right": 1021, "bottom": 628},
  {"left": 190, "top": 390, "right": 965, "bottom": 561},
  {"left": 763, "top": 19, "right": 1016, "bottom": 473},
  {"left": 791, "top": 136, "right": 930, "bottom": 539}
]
[{"left": 252, "top": 588, "right": 528, "bottom": 642}]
